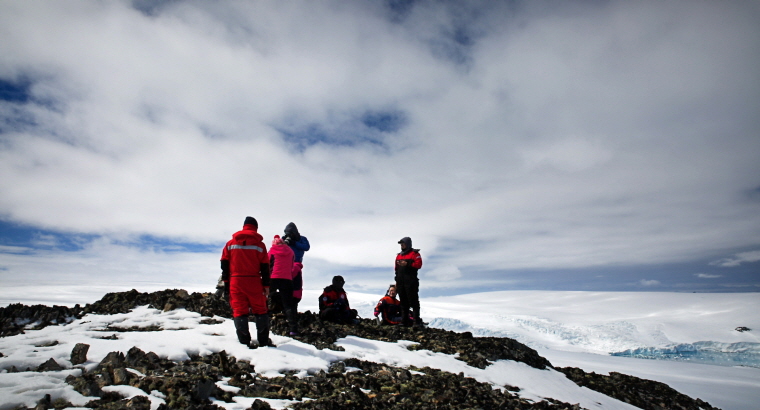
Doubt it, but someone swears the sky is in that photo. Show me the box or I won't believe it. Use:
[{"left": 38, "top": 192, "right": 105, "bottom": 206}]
[
  {"left": 1, "top": 290, "right": 758, "bottom": 409},
  {"left": 1, "top": 0, "right": 759, "bottom": 297}
]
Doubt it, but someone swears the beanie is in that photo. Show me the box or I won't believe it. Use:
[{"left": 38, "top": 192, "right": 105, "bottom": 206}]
[
  {"left": 332, "top": 275, "right": 345, "bottom": 287},
  {"left": 272, "top": 235, "right": 283, "bottom": 246},
  {"left": 244, "top": 216, "right": 258, "bottom": 228}
]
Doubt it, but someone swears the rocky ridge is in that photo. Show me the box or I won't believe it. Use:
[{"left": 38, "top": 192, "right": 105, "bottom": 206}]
[{"left": 0, "top": 289, "right": 722, "bottom": 409}]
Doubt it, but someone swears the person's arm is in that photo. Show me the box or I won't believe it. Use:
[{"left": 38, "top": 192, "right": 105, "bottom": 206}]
[
  {"left": 221, "top": 260, "right": 230, "bottom": 282},
  {"left": 295, "top": 236, "right": 310, "bottom": 252},
  {"left": 411, "top": 251, "right": 422, "bottom": 269},
  {"left": 320, "top": 292, "right": 335, "bottom": 309}
]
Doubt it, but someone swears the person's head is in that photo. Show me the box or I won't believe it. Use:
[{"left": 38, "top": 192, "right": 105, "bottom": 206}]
[
  {"left": 272, "top": 235, "right": 283, "bottom": 246},
  {"left": 332, "top": 275, "right": 345, "bottom": 289},
  {"left": 285, "top": 222, "right": 299, "bottom": 236},
  {"left": 387, "top": 284, "right": 397, "bottom": 298},
  {"left": 244, "top": 216, "right": 258, "bottom": 229},
  {"left": 398, "top": 237, "right": 412, "bottom": 251}
]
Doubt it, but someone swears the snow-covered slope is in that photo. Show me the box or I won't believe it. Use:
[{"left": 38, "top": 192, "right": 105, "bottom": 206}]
[{"left": 1, "top": 290, "right": 758, "bottom": 409}]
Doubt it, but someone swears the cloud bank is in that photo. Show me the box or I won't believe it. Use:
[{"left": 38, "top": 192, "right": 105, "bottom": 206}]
[{"left": 1, "top": 1, "right": 759, "bottom": 293}]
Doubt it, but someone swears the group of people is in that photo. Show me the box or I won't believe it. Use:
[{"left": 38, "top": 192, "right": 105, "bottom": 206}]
[
  {"left": 220, "top": 216, "right": 423, "bottom": 348},
  {"left": 315, "top": 236, "right": 424, "bottom": 328},
  {"left": 220, "top": 216, "right": 309, "bottom": 348}
]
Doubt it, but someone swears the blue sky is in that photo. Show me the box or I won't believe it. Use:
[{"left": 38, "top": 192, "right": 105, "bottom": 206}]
[{"left": 1, "top": 0, "right": 759, "bottom": 299}]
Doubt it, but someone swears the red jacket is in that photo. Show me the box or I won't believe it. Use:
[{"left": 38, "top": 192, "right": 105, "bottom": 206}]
[
  {"left": 268, "top": 243, "right": 295, "bottom": 280},
  {"left": 221, "top": 224, "right": 270, "bottom": 285},
  {"left": 319, "top": 285, "right": 350, "bottom": 311},
  {"left": 395, "top": 250, "right": 422, "bottom": 279},
  {"left": 374, "top": 295, "right": 403, "bottom": 325}
]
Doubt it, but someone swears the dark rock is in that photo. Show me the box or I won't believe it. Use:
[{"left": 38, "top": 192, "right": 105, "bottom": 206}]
[
  {"left": 34, "top": 394, "right": 51, "bottom": 410},
  {"left": 735, "top": 326, "right": 751, "bottom": 332},
  {"left": 98, "top": 351, "right": 126, "bottom": 370},
  {"left": 249, "top": 399, "right": 273, "bottom": 409},
  {"left": 126, "top": 346, "right": 164, "bottom": 373},
  {"left": 37, "top": 358, "right": 63, "bottom": 372},
  {"left": 71, "top": 343, "right": 90, "bottom": 365},
  {"left": 270, "top": 311, "right": 552, "bottom": 370},
  {"left": 83, "top": 390, "right": 127, "bottom": 408},
  {"left": 0, "top": 303, "right": 82, "bottom": 337},
  {"left": 66, "top": 373, "right": 105, "bottom": 398},
  {"left": 113, "top": 367, "right": 130, "bottom": 385},
  {"left": 558, "top": 366, "right": 722, "bottom": 410},
  {"left": 85, "top": 393, "right": 151, "bottom": 410}
]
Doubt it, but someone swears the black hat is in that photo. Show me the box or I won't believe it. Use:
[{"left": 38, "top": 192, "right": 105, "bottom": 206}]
[
  {"left": 398, "top": 237, "right": 412, "bottom": 247},
  {"left": 332, "top": 275, "right": 345, "bottom": 287},
  {"left": 244, "top": 216, "right": 258, "bottom": 228}
]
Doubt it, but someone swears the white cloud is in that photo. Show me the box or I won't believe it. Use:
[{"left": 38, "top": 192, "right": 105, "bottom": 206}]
[
  {"left": 695, "top": 273, "right": 722, "bottom": 279},
  {"left": 639, "top": 279, "right": 661, "bottom": 287},
  {"left": 425, "top": 265, "right": 463, "bottom": 281},
  {"left": 710, "top": 250, "right": 760, "bottom": 268},
  {"left": 0, "top": 0, "right": 759, "bottom": 284}
]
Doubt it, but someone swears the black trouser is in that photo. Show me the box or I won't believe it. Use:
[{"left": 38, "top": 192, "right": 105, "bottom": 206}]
[
  {"left": 233, "top": 314, "right": 270, "bottom": 345},
  {"left": 396, "top": 274, "right": 420, "bottom": 324},
  {"left": 270, "top": 278, "right": 298, "bottom": 333},
  {"left": 319, "top": 307, "right": 357, "bottom": 324}
]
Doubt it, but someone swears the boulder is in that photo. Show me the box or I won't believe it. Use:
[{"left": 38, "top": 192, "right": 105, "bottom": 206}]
[
  {"left": 37, "top": 358, "right": 63, "bottom": 372},
  {"left": 70, "top": 343, "right": 90, "bottom": 365}
]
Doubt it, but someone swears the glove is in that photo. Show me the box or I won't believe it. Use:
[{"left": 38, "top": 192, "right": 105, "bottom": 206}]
[
  {"left": 223, "top": 282, "right": 230, "bottom": 301},
  {"left": 283, "top": 234, "right": 292, "bottom": 245}
]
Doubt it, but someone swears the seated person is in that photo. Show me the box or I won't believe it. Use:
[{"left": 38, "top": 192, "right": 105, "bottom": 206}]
[
  {"left": 319, "top": 275, "right": 358, "bottom": 324},
  {"left": 374, "top": 284, "right": 403, "bottom": 325}
]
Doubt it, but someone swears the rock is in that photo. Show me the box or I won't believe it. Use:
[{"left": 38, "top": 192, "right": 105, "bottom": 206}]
[
  {"left": 0, "top": 303, "right": 83, "bottom": 337},
  {"left": 37, "top": 358, "right": 63, "bottom": 372},
  {"left": 126, "top": 346, "right": 164, "bottom": 373},
  {"left": 735, "top": 326, "right": 751, "bottom": 332},
  {"left": 71, "top": 343, "right": 90, "bottom": 365},
  {"left": 113, "top": 367, "right": 130, "bottom": 385},
  {"left": 98, "top": 351, "right": 126, "bottom": 370},
  {"left": 250, "top": 399, "right": 273, "bottom": 410},
  {"left": 34, "top": 393, "right": 51, "bottom": 410},
  {"left": 558, "top": 366, "right": 722, "bottom": 410},
  {"left": 66, "top": 373, "right": 104, "bottom": 398}
]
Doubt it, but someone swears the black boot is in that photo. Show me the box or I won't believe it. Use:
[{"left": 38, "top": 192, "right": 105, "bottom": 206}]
[
  {"left": 255, "top": 314, "right": 274, "bottom": 347},
  {"left": 285, "top": 308, "right": 299, "bottom": 335},
  {"left": 233, "top": 315, "right": 251, "bottom": 345},
  {"left": 413, "top": 307, "right": 423, "bottom": 328}
]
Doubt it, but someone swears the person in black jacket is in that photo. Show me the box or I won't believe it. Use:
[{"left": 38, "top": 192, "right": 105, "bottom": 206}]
[
  {"left": 318, "top": 276, "right": 358, "bottom": 324},
  {"left": 395, "top": 237, "right": 423, "bottom": 327}
]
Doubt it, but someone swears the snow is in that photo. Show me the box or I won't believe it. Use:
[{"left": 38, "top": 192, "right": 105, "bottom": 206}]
[{"left": 1, "top": 289, "right": 759, "bottom": 409}]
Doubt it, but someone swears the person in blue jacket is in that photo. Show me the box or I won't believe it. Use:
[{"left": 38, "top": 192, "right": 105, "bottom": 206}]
[{"left": 283, "top": 222, "right": 310, "bottom": 311}]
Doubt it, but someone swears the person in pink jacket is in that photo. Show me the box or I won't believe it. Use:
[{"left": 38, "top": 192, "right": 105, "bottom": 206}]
[{"left": 268, "top": 235, "right": 298, "bottom": 336}]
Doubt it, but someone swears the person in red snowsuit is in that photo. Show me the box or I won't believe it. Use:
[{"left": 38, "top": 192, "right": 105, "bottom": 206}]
[
  {"left": 374, "top": 284, "right": 403, "bottom": 325},
  {"left": 395, "top": 237, "right": 423, "bottom": 327},
  {"left": 221, "top": 216, "right": 273, "bottom": 348}
]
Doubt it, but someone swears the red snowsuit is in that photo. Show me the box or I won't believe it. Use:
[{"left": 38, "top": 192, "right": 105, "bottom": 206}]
[
  {"left": 221, "top": 224, "right": 270, "bottom": 317},
  {"left": 374, "top": 295, "right": 403, "bottom": 325}
]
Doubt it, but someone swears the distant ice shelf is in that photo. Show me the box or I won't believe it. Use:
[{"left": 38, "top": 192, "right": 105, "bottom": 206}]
[{"left": 611, "top": 342, "right": 760, "bottom": 368}]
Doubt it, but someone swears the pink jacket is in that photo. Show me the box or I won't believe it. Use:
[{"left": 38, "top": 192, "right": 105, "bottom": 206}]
[{"left": 269, "top": 242, "right": 295, "bottom": 280}]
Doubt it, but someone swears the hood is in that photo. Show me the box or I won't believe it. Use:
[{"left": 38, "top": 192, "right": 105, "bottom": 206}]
[
  {"left": 399, "top": 237, "right": 418, "bottom": 255},
  {"left": 285, "top": 222, "right": 301, "bottom": 241},
  {"left": 398, "top": 237, "right": 412, "bottom": 249}
]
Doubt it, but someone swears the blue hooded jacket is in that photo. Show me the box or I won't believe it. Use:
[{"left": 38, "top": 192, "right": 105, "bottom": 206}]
[{"left": 284, "top": 222, "right": 310, "bottom": 262}]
